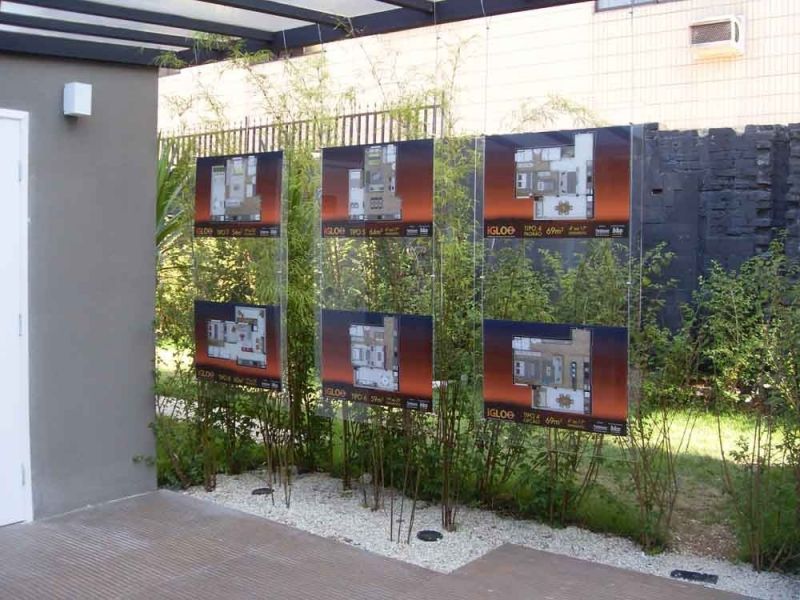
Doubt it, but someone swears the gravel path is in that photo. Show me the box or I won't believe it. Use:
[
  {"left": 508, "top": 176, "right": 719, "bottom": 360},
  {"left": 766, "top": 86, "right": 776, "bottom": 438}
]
[{"left": 185, "top": 472, "right": 800, "bottom": 600}]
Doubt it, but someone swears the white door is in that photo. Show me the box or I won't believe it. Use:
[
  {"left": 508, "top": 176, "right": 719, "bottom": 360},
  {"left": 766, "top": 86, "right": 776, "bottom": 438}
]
[{"left": 0, "top": 109, "right": 31, "bottom": 526}]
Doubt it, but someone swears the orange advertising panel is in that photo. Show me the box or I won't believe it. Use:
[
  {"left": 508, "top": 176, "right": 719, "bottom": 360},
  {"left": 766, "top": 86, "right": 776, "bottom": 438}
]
[
  {"left": 195, "top": 301, "right": 282, "bottom": 390},
  {"left": 483, "top": 319, "right": 628, "bottom": 435},
  {"left": 322, "top": 140, "right": 434, "bottom": 238},
  {"left": 484, "top": 126, "right": 630, "bottom": 239},
  {"left": 195, "top": 151, "right": 282, "bottom": 238},
  {"left": 321, "top": 309, "right": 433, "bottom": 411}
]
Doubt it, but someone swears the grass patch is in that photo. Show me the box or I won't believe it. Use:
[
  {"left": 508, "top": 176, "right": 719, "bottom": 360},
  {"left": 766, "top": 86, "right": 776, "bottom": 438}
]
[
  {"left": 577, "top": 484, "right": 643, "bottom": 545},
  {"left": 156, "top": 344, "right": 192, "bottom": 375}
]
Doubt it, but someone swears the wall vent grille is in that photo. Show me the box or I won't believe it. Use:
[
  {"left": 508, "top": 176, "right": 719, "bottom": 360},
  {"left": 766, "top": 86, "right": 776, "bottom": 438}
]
[{"left": 691, "top": 20, "right": 734, "bottom": 45}]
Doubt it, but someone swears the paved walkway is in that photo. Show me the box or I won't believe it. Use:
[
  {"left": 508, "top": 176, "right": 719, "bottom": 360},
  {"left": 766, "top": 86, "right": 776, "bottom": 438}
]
[{"left": 0, "top": 491, "right": 746, "bottom": 599}]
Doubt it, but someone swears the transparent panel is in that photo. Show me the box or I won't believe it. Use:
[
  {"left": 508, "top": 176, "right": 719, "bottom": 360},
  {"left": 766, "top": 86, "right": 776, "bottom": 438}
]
[
  {"left": 92, "top": 0, "right": 305, "bottom": 31},
  {"left": 482, "top": 126, "right": 635, "bottom": 435},
  {"left": 318, "top": 139, "right": 435, "bottom": 416},
  {"left": 278, "top": 0, "right": 402, "bottom": 17},
  {"left": 193, "top": 150, "right": 288, "bottom": 394}
]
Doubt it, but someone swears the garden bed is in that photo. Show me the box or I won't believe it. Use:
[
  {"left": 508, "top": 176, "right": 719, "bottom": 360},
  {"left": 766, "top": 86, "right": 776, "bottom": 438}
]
[{"left": 184, "top": 471, "right": 800, "bottom": 600}]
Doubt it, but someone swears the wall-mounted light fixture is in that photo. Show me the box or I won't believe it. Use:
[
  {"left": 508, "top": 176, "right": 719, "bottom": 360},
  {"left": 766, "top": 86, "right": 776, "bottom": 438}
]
[{"left": 63, "top": 82, "right": 92, "bottom": 117}]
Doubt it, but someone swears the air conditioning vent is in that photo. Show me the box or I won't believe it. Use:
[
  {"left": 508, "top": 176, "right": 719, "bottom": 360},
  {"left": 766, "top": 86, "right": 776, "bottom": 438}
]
[
  {"left": 690, "top": 16, "right": 744, "bottom": 59},
  {"left": 692, "top": 20, "right": 732, "bottom": 45}
]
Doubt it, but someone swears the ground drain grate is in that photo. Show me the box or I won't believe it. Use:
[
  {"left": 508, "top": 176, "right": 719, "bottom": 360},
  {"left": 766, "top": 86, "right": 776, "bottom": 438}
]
[
  {"left": 416, "top": 530, "right": 443, "bottom": 542},
  {"left": 670, "top": 570, "right": 718, "bottom": 584}
]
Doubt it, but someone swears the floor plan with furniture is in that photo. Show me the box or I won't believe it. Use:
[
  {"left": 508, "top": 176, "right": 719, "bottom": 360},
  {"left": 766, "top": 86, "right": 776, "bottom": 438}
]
[
  {"left": 349, "top": 316, "right": 399, "bottom": 392},
  {"left": 512, "top": 328, "right": 592, "bottom": 414},
  {"left": 207, "top": 305, "right": 267, "bottom": 369},
  {"left": 514, "top": 132, "right": 594, "bottom": 221},
  {"left": 348, "top": 144, "right": 402, "bottom": 221},
  {"left": 210, "top": 155, "right": 261, "bottom": 222}
]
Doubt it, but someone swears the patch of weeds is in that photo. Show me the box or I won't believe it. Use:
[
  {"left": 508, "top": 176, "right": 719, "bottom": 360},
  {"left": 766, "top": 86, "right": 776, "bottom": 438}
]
[{"left": 577, "top": 485, "right": 647, "bottom": 548}]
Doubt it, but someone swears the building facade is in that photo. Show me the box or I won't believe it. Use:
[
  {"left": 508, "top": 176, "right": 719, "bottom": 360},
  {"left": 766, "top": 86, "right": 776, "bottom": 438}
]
[
  {"left": 0, "top": 54, "right": 157, "bottom": 520},
  {"left": 158, "top": 0, "right": 800, "bottom": 134}
]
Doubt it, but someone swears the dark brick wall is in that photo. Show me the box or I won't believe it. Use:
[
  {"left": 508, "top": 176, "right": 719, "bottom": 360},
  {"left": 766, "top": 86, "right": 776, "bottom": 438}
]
[{"left": 642, "top": 123, "right": 800, "bottom": 326}]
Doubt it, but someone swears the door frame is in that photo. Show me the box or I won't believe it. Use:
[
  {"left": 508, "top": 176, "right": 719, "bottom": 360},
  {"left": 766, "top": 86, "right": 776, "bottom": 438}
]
[{"left": 0, "top": 108, "right": 32, "bottom": 524}]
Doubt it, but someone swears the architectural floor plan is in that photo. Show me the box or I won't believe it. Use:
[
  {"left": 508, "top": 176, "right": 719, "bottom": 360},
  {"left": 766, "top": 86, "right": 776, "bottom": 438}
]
[
  {"left": 512, "top": 328, "right": 592, "bottom": 414},
  {"left": 349, "top": 316, "right": 399, "bottom": 392},
  {"left": 210, "top": 155, "right": 261, "bottom": 222},
  {"left": 348, "top": 144, "right": 402, "bottom": 221},
  {"left": 514, "top": 132, "right": 594, "bottom": 221},
  {"left": 207, "top": 305, "right": 267, "bottom": 369}
]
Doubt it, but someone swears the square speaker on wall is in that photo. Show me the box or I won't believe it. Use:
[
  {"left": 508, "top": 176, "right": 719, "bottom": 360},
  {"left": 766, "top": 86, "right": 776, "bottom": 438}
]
[{"left": 63, "top": 82, "right": 92, "bottom": 117}]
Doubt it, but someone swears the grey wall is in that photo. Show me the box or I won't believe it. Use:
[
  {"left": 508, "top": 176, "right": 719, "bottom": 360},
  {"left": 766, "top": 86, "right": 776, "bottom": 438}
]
[
  {"left": 0, "top": 54, "right": 157, "bottom": 517},
  {"left": 642, "top": 124, "right": 800, "bottom": 327}
]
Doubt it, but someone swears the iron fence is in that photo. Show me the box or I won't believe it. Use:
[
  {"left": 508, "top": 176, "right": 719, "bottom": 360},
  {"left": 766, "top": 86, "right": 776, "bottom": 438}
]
[{"left": 159, "top": 104, "right": 443, "bottom": 159}]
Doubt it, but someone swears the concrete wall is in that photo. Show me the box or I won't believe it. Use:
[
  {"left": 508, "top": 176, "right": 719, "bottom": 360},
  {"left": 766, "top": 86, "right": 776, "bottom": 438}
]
[
  {"left": 0, "top": 54, "right": 157, "bottom": 518},
  {"left": 159, "top": 0, "right": 800, "bottom": 133}
]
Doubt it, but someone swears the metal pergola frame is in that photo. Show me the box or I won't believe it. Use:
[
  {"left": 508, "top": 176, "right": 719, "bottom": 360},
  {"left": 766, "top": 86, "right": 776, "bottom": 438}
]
[{"left": 0, "top": 0, "right": 586, "bottom": 67}]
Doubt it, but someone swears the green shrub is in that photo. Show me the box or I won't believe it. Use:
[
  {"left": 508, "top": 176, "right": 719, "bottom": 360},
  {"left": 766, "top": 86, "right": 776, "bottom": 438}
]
[{"left": 694, "top": 239, "right": 800, "bottom": 572}]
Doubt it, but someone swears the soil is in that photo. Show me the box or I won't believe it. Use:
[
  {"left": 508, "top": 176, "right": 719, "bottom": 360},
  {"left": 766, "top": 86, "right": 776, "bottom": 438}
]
[
  {"left": 670, "top": 471, "right": 739, "bottom": 560},
  {"left": 591, "top": 456, "right": 739, "bottom": 561}
]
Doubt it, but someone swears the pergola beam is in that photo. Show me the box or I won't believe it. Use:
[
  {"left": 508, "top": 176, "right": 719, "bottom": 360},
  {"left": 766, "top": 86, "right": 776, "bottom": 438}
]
[
  {"left": 177, "top": 38, "right": 272, "bottom": 65},
  {"left": 0, "top": 12, "right": 194, "bottom": 49},
  {"left": 0, "top": 0, "right": 588, "bottom": 67},
  {"left": 10, "top": 0, "right": 275, "bottom": 42},
  {"left": 0, "top": 29, "right": 164, "bottom": 65},
  {"left": 281, "top": 0, "right": 582, "bottom": 49},
  {"left": 195, "top": 0, "right": 345, "bottom": 27},
  {"left": 378, "top": 0, "right": 435, "bottom": 13}
]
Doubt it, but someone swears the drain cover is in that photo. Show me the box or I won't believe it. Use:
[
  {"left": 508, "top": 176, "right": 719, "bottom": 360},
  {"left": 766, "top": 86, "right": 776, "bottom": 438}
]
[
  {"left": 670, "top": 570, "right": 718, "bottom": 584},
  {"left": 251, "top": 487, "right": 273, "bottom": 496},
  {"left": 416, "top": 530, "right": 443, "bottom": 542}
]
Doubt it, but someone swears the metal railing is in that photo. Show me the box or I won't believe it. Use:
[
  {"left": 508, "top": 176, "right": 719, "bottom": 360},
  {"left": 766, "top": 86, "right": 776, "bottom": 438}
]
[{"left": 159, "top": 104, "right": 443, "bottom": 159}]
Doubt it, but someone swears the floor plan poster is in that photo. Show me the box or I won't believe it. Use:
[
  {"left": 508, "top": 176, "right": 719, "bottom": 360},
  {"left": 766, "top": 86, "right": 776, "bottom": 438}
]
[
  {"left": 195, "top": 151, "right": 282, "bottom": 237},
  {"left": 483, "top": 319, "right": 627, "bottom": 435},
  {"left": 322, "top": 140, "right": 434, "bottom": 238},
  {"left": 321, "top": 309, "right": 433, "bottom": 411},
  {"left": 194, "top": 301, "right": 282, "bottom": 390},
  {"left": 484, "top": 126, "right": 630, "bottom": 239}
]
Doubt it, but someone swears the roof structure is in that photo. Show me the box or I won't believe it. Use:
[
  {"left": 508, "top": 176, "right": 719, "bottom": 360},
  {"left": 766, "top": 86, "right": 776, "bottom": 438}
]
[{"left": 0, "top": 0, "right": 586, "bottom": 67}]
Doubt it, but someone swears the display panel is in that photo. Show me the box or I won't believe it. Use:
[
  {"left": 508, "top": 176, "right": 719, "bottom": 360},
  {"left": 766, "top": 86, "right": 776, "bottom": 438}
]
[
  {"left": 195, "top": 151, "right": 283, "bottom": 237},
  {"left": 484, "top": 126, "right": 630, "bottom": 239},
  {"left": 483, "top": 319, "right": 627, "bottom": 435},
  {"left": 321, "top": 140, "right": 434, "bottom": 238},
  {"left": 194, "top": 300, "right": 282, "bottom": 390},
  {"left": 321, "top": 309, "right": 433, "bottom": 411}
]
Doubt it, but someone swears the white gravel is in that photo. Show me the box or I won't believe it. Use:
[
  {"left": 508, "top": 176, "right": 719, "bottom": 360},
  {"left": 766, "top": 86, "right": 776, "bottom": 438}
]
[{"left": 185, "top": 471, "right": 800, "bottom": 600}]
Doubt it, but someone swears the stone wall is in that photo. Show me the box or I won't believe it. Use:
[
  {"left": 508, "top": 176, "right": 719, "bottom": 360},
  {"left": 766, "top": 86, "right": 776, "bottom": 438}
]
[{"left": 642, "top": 124, "right": 800, "bottom": 326}]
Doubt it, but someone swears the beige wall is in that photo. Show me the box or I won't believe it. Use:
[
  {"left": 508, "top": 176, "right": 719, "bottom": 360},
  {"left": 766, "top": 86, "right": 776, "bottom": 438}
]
[{"left": 158, "top": 0, "right": 800, "bottom": 133}]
